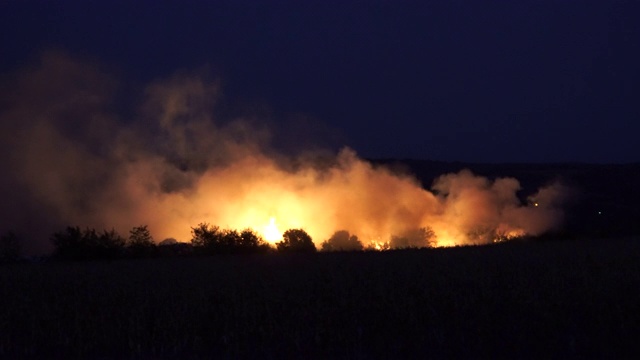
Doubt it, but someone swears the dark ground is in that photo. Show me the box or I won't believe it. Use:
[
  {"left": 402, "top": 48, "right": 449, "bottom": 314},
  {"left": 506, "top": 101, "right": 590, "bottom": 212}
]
[{"left": 2, "top": 237, "right": 640, "bottom": 358}]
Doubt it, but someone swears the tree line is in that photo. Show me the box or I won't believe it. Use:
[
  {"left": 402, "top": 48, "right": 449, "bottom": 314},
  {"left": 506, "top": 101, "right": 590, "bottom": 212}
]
[{"left": 0, "top": 224, "right": 438, "bottom": 263}]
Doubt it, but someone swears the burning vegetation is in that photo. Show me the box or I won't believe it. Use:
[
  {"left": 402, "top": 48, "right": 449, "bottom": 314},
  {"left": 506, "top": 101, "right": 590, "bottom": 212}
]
[{"left": 0, "top": 52, "right": 566, "bottom": 255}]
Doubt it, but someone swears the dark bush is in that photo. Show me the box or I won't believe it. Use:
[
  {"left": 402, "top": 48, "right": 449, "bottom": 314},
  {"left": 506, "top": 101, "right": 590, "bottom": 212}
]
[
  {"left": 158, "top": 242, "right": 193, "bottom": 257},
  {"left": 389, "top": 227, "right": 436, "bottom": 249},
  {"left": 238, "top": 228, "right": 274, "bottom": 254},
  {"left": 127, "top": 225, "right": 157, "bottom": 257},
  {"left": 0, "top": 231, "right": 22, "bottom": 263},
  {"left": 95, "top": 229, "right": 126, "bottom": 259},
  {"left": 277, "top": 229, "right": 316, "bottom": 253},
  {"left": 321, "top": 230, "right": 363, "bottom": 252},
  {"left": 190, "top": 224, "right": 273, "bottom": 254},
  {"left": 51, "top": 226, "right": 126, "bottom": 261},
  {"left": 51, "top": 226, "right": 85, "bottom": 261},
  {"left": 190, "top": 223, "right": 223, "bottom": 254}
]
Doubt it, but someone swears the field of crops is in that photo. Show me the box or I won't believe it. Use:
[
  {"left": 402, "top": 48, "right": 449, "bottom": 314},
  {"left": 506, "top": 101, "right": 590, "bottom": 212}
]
[{"left": 1, "top": 238, "right": 640, "bottom": 358}]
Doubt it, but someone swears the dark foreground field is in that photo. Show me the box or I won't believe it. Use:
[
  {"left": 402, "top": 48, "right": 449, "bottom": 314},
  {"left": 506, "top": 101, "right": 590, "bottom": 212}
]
[{"left": 2, "top": 238, "right": 640, "bottom": 359}]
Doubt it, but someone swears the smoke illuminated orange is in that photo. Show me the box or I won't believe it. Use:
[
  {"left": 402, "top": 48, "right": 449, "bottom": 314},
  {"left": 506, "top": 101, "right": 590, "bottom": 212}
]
[
  {"left": 123, "top": 150, "right": 562, "bottom": 250},
  {"left": 0, "top": 52, "right": 567, "bottom": 253}
]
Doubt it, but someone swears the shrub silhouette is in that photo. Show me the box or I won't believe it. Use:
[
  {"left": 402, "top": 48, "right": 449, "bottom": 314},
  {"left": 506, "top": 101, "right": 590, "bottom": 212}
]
[
  {"left": 389, "top": 227, "right": 436, "bottom": 249},
  {"left": 277, "top": 229, "right": 316, "bottom": 253},
  {"left": 127, "top": 225, "right": 157, "bottom": 257},
  {"left": 191, "top": 223, "right": 272, "bottom": 254},
  {"left": 191, "top": 223, "right": 223, "bottom": 254},
  {"left": 238, "top": 228, "right": 273, "bottom": 253},
  {"left": 221, "top": 229, "right": 242, "bottom": 249},
  {"left": 158, "top": 238, "right": 193, "bottom": 257},
  {"left": 94, "top": 229, "right": 126, "bottom": 259},
  {"left": 51, "top": 226, "right": 126, "bottom": 261},
  {"left": 51, "top": 226, "right": 84, "bottom": 260},
  {"left": 159, "top": 238, "right": 178, "bottom": 246},
  {"left": 321, "top": 230, "right": 363, "bottom": 251},
  {"left": 0, "top": 231, "right": 22, "bottom": 263}
]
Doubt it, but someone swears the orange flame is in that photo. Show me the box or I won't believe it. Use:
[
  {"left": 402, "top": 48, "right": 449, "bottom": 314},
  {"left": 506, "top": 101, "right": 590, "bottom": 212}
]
[{"left": 263, "top": 217, "right": 282, "bottom": 243}]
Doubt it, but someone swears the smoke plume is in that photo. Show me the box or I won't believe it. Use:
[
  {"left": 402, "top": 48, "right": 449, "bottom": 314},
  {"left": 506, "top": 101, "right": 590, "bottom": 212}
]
[{"left": 0, "top": 51, "right": 566, "bottom": 255}]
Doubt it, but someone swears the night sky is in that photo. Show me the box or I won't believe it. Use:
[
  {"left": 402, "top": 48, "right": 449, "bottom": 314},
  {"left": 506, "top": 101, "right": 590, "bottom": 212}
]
[{"left": 2, "top": 0, "right": 639, "bottom": 163}]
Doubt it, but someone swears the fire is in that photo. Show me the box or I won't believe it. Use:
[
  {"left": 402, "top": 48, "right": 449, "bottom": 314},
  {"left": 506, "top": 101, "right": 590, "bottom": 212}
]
[
  {"left": 263, "top": 217, "right": 282, "bottom": 243},
  {"left": 493, "top": 229, "right": 527, "bottom": 243},
  {"left": 369, "top": 240, "right": 390, "bottom": 251},
  {"left": 0, "top": 54, "right": 566, "bottom": 254},
  {"left": 434, "top": 237, "right": 457, "bottom": 248},
  {"left": 138, "top": 153, "right": 554, "bottom": 249}
]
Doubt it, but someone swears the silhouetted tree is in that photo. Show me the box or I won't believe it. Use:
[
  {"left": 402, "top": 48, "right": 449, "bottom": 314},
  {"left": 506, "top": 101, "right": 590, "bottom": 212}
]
[
  {"left": 127, "top": 225, "right": 156, "bottom": 257},
  {"left": 277, "top": 229, "right": 316, "bottom": 253},
  {"left": 0, "top": 231, "right": 22, "bottom": 263},
  {"left": 190, "top": 224, "right": 273, "bottom": 254},
  {"left": 51, "top": 226, "right": 85, "bottom": 260},
  {"left": 222, "top": 228, "right": 273, "bottom": 253},
  {"left": 239, "top": 228, "right": 273, "bottom": 253},
  {"left": 220, "top": 229, "right": 242, "bottom": 251},
  {"left": 191, "top": 223, "right": 223, "bottom": 254},
  {"left": 51, "top": 226, "right": 125, "bottom": 261},
  {"left": 321, "top": 230, "right": 363, "bottom": 252},
  {"left": 390, "top": 227, "right": 436, "bottom": 249},
  {"left": 92, "top": 228, "right": 126, "bottom": 259}
]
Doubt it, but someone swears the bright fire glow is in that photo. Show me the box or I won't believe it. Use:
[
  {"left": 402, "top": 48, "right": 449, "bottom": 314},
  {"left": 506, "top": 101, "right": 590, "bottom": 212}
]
[
  {"left": 434, "top": 237, "right": 457, "bottom": 248},
  {"left": 263, "top": 217, "right": 282, "bottom": 243},
  {"left": 76, "top": 151, "right": 562, "bottom": 250}
]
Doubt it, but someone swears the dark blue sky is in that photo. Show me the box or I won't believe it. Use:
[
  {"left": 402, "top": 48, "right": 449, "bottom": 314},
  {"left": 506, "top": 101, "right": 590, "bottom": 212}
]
[{"left": 2, "top": 0, "right": 639, "bottom": 163}]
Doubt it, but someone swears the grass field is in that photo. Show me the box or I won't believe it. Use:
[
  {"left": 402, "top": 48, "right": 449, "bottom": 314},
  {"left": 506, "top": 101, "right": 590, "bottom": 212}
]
[{"left": 1, "top": 238, "right": 640, "bottom": 358}]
